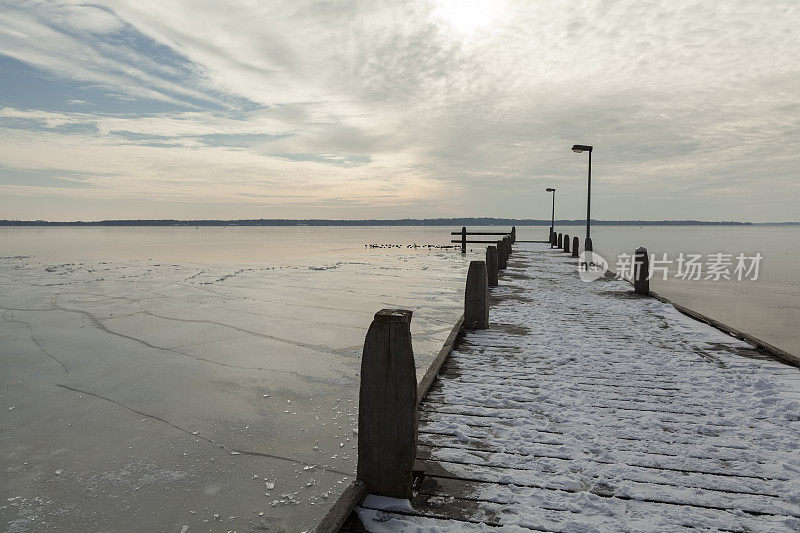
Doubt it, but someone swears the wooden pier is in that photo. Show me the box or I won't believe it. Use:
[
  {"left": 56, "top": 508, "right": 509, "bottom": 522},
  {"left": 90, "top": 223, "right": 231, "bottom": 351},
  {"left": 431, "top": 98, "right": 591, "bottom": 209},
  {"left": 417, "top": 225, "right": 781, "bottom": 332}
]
[{"left": 324, "top": 238, "right": 800, "bottom": 532}]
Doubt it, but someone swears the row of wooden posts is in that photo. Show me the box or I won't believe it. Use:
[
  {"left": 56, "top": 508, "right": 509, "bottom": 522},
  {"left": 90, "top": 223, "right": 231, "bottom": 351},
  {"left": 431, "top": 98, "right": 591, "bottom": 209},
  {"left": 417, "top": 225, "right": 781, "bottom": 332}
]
[
  {"left": 550, "top": 230, "right": 581, "bottom": 258},
  {"left": 550, "top": 229, "right": 594, "bottom": 252},
  {"left": 352, "top": 229, "right": 645, "bottom": 503},
  {"left": 319, "top": 232, "right": 658, "bottom": 530},
  {"left": 356, "top": 229, "right": 515, "bottom": 500}
]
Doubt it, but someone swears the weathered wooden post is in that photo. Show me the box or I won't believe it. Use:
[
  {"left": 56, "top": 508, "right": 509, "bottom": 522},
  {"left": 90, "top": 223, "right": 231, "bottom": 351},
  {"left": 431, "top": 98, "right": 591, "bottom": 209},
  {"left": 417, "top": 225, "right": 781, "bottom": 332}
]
[
  {"left": 634, "top": 247, "right": 650, "bottom": 295},
  {"left": 563, "top": 234, "right": 570, "bottom": 253},
  {"left": 585, "top": 237, "right": 593, "bottom": 252},
  {"left": 461, "top": 226, "right": 467, "bottom": 254},
  {"left": 572, "top": 236, "right": 579, "bottom": 258},
  {"left": 503, "top": 236, "right": 511, "bottom": 257},
  {"left": 511, "top": 226, "right": 516, "bottom": 244},
  {"left": 559, "top": 233, "right": 564, "bottom": 248},
  {"left": 464, "top": 261, "right": 489, "bottom": 329},
  {"left": 486, "top": 245, "right": 498, "bottom": 287},
  {"left": 357, "top": 309, "right": 417, "bottom": 499},
  {"left": 497, "top": 240, "right": 507, "bottom": 270}
]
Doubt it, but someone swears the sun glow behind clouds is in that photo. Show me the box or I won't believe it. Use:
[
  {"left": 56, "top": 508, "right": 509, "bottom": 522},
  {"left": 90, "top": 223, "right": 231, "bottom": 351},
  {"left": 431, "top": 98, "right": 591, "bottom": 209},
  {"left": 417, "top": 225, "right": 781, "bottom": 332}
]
[
  {"left": 0, "top": 0, "right": 798, "bottom": 220},
  {"left": 431, "top": 0, "right": 504, "bottom": 35}
]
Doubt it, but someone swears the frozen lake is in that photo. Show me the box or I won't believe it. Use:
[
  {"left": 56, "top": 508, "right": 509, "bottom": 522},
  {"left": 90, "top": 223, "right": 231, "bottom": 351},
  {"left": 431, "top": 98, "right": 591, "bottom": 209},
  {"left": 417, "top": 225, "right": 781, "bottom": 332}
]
[
  {"left": 0, "top": 227, "right": 473, "bottom": 531},
  {"left": 1, "top": 225, "right": 798, "bottom": 531}
]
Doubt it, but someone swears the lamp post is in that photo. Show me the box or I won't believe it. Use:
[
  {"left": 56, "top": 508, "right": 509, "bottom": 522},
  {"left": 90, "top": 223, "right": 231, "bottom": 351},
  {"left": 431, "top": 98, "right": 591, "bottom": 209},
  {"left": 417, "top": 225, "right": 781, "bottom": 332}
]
[
  {"left": 571, "top": 144, "right": 593, "bottom": 252},
  {"left": 545, "top": 188, "right": 555, "bottom": 247}
]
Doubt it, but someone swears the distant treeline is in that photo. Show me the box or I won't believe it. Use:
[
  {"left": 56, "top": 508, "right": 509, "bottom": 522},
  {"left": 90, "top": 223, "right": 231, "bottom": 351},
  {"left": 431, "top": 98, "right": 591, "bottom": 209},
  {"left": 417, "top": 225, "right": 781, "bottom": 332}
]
[{"left": 1, "top": 218, "right": 797, "bottom": 227}]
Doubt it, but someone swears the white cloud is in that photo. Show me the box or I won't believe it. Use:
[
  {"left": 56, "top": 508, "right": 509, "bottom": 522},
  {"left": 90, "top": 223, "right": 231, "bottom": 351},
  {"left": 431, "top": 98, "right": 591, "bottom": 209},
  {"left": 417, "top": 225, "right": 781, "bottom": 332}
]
[
  {"left": 0, "top": 0, "right": 798, "bottom": 220},
  {"left": 55, "top": 3, "right": 125, "bottom": 34}
]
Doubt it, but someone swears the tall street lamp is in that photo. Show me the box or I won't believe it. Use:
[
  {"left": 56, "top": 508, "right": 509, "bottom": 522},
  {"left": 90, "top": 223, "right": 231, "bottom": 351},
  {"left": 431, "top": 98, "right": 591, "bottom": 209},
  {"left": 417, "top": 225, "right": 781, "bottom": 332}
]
[
  {"left": 571, "top": 144, "right": 593, "bottom": 252},
  {"left": 545, "top": 188, "right": 556, "bottom": 247}
]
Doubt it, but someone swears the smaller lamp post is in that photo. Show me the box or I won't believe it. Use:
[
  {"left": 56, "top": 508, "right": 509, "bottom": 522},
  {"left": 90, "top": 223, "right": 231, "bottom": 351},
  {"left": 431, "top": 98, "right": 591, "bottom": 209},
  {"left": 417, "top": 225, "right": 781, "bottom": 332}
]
[
  {"left": 571, "top": 144, "right": 593, "bottom": 251},
  {"left": 545, "top": 187, "right": 555, "bottom": 247}
]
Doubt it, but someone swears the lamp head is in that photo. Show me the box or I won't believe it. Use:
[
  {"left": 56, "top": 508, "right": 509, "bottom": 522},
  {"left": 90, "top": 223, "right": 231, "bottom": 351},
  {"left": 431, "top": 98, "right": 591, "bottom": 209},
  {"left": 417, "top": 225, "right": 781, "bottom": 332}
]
[
  {"left": 571, "top": 144, "right": 593, "bottom": 153},
  {"left": 545, "top": 188, "right": 555, "bottom": 192}
]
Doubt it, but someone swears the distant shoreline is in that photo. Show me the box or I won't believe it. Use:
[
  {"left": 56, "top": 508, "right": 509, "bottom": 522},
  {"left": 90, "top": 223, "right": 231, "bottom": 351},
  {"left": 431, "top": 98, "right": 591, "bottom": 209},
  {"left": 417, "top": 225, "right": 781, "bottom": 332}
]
[{"left": 1, "top": 218, "right": 798, "bottom": 227}]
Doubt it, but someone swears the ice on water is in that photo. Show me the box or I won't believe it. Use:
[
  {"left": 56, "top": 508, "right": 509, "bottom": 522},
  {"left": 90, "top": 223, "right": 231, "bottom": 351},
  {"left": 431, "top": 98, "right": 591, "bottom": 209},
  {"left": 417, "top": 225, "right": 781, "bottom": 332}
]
[{"left": 0, "top": 243, "right": 469, "bottom": 531}]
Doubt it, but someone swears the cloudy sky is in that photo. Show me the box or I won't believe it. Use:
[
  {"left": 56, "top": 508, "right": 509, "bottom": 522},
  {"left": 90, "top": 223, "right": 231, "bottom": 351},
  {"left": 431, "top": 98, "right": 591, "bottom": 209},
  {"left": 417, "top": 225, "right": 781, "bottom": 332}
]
[{"left": 0, "top": 0, "right": 797, "bottom": 221}]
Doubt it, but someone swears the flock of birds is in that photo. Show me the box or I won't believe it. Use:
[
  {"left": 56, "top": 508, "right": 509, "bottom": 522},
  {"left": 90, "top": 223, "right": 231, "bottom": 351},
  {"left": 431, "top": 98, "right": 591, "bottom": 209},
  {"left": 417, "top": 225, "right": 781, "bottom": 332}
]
[{"left": 364, "top": 243, "right": 457, "bottom": 249}]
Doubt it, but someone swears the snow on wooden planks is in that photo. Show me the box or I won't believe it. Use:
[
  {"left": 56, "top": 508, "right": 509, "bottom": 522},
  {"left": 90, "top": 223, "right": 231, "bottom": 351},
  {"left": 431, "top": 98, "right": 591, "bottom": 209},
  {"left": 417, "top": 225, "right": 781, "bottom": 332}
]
[{"left": 350, "top": 243, "right": 800, "bottom": 532}]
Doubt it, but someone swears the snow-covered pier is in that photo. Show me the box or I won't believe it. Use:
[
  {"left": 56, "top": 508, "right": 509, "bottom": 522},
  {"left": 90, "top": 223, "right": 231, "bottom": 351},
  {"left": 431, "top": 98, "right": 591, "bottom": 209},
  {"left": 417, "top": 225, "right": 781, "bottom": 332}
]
[{"left": 348, "top": 242, "right": 800, "bottom": 531}]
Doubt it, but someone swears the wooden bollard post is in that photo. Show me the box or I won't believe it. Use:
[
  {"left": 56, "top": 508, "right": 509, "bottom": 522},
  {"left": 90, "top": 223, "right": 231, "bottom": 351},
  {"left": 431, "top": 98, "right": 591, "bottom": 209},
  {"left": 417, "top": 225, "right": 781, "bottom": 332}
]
[
  {"left": 634, "top": 247, "right": 650, "bottom": 295},
  {"left": 460, "top": 226, "right": 466, "bottom": 254},
  {"left": 464, "top": 261, "right": 489, "bottom": 329},
  {"left": 585, "top": 236, "right": 593, "bottom": 252},
  {"left": 511, "top": 226, "right": 516, "bottom": 244},
  {"left": 497, "top": 240, "right": 507, "bottom": 270},
  {"left": 557, "top": 233, "right": 563, "bottom": 249},
  {"left": 503, "top": 236, "right": 511, "bottom": 257},
  {"left": 548, "top": 227, "right": 553, "bottom": 246},
  {"left": 572, "top": 236, "right": 579, "bottom": 257},
  {"left": 498, "top": 239, "right": 505, "bottom": 267},
  {"left": 357, "top": 309, "right": 417, "bottom": 499},
  {"left": 486, "top": 246, "right": 498, "bottom": 287},
  {"left": 563, "top": 234, "right": 570, "bottom": 253}
]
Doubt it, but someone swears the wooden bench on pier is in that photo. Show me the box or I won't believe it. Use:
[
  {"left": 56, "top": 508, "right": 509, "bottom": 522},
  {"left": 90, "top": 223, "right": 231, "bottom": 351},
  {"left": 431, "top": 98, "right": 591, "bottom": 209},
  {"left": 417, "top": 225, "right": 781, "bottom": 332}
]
[{"left": 450, "top": 226, "right": 516, "bottom": 253}]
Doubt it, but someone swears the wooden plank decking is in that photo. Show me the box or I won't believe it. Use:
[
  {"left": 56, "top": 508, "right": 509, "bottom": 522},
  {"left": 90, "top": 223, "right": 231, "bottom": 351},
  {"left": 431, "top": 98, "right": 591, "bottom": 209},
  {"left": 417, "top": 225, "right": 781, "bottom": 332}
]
[{"left": 347, "top": 243, "right": 800, "bottom": 531}]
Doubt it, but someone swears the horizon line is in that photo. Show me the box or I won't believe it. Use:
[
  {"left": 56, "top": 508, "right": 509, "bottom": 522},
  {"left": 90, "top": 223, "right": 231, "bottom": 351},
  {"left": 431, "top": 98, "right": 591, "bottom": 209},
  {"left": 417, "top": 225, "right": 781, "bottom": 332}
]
[{"left": 1, "top": 218, "right": 798, "bottom": 226}]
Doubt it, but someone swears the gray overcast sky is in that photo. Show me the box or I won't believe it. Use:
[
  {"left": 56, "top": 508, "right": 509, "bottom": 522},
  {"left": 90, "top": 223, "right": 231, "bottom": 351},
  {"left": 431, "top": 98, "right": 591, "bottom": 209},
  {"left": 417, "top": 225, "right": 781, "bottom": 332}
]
[{"left": 0, "top": 0, "right": 798, "bottom": 221}]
